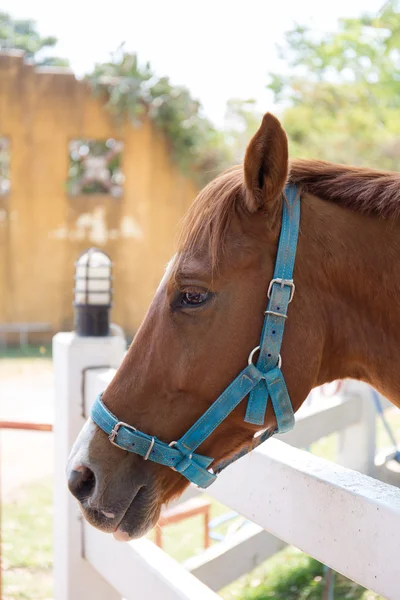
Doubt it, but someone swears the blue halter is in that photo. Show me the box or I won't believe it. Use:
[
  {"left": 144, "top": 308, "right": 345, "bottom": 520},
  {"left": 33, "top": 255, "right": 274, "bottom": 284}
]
[{"left": 92, "top": 184, "right": 300, "bottom": 488}]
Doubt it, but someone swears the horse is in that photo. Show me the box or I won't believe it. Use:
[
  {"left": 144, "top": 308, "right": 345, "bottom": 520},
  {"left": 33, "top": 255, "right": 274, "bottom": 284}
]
[{"left": 67, "top": 112, "right": 400, "bottom": 541}]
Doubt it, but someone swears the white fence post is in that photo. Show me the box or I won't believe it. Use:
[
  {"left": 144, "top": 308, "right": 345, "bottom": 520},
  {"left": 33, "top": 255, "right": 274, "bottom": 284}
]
[
  {"left": 336, "top": 381, "right": 376, "bottom": 475},
  {"left": 53, "top": 331, "right": 126, "bottom": 600}
]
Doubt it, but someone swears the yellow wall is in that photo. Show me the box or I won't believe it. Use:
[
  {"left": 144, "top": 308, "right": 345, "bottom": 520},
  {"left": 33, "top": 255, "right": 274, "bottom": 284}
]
[{"left": 0, "top": 52, "right": 198, "bottom": 340}]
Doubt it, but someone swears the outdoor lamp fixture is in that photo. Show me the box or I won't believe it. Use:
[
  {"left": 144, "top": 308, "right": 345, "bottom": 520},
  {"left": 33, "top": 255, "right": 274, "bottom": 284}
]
[{"left": 74, "top": 248, "right": 112, "bottom": 336}]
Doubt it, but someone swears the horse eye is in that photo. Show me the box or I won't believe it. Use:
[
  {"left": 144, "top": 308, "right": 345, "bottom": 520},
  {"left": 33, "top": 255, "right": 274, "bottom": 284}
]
[{"left": 180, "top": 290, "right": 209, "bottom": 307}]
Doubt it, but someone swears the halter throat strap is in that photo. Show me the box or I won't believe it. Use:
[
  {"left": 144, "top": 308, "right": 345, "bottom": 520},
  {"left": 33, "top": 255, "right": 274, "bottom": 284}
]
[{"left": 91, "top": 184, "right": 301, "bottom": 488}]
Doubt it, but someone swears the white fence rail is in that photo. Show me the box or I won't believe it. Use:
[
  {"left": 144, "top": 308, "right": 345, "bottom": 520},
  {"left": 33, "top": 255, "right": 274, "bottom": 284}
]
[
  {"left": 54, "top": 331, "right": 400, "bottom": 600},
  {"left": 85, "top": 525, "right": 219, "bottom": 600},
  {"left": 208, "top": 440, "right": 400, "bottom": 598},
  {"left": 184, "top": 523, "right": 286, "bottom": 591}
]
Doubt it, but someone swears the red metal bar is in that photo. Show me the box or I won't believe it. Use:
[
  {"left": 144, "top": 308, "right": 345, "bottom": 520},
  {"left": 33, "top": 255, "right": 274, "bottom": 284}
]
[{"left": 0, "top": 421, "right": 52, "bottom": 432}]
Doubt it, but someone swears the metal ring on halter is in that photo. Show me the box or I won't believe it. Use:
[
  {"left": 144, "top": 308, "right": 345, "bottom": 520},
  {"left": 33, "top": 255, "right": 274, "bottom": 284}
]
[
  {"left": 144, "top": 436, "right": 155, "bottom": 460},
  {"left": 168, "top": 440, "right": 192, "bottom": 471},
  {"left": 248, "top": 345, "right": 261, "bottom": 366},
  {"left": 248, "top": 345, "right": 282, "bottom": 369}
]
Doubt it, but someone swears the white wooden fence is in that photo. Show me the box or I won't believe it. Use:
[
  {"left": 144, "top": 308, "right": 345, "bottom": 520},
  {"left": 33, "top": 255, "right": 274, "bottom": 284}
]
[{"left": 53, "top": 330, "right": 400, "bottom": 600}]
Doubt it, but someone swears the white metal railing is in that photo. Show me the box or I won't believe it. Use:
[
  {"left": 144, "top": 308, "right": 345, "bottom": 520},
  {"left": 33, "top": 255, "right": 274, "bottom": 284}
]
[{"left": 53, "top": 331, "right": 400, "bottom": 600}]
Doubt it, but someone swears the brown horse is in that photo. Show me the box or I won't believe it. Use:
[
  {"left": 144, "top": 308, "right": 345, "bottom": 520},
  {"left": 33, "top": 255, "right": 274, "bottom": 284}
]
[{"left": 67, "top": 112, "right": 400, "bottom": 541}]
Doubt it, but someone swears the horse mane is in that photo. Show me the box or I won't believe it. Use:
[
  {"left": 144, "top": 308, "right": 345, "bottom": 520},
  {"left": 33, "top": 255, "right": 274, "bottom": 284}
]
[
  {"left": 177, "top": 159, "right": 400, "bottom": 267},
  {"left": 289, "top": 159, "right": 400, "bottom": 221}
]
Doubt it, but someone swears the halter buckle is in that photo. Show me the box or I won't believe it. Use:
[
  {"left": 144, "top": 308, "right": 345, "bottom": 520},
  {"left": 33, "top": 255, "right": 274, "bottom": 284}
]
[
  {"left": 108, "top": 421, "right": 137, "bottom": 447},
  {"left": 267, "top": 278, "right": 295, "bottom": 303}
]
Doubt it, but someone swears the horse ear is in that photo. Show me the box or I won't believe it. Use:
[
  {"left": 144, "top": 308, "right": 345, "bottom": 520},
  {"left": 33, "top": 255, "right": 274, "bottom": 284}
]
[{"left": 243, "top": 112, "right": 289, "bottom": 214}]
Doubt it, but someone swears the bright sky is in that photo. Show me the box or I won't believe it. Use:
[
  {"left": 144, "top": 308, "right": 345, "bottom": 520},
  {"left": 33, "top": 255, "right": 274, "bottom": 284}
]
[{"left": 2, "top": 0, "right": 385, "bottom": 125}]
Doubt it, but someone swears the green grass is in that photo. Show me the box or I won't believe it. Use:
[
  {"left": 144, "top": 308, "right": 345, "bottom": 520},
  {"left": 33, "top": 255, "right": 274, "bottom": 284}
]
[
  {"left": 0, "top": 344, "right": 52, "bottom": 360},
  {"left": 2, "top": 479, "right": 53, "bottom": 600},
  {"left": 220, "top": 547, "right": 384, "bottom": 600}
]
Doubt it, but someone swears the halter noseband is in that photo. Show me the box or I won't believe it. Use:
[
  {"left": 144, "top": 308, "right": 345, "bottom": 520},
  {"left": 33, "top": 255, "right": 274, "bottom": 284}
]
[{"left": 91, "top": 184, "right": 300, "bottom": 488}]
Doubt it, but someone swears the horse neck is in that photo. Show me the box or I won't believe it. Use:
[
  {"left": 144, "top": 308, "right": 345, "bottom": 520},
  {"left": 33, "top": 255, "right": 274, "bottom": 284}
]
[{"left": 303, "top": 193, "right": 400, "bottom": 407}]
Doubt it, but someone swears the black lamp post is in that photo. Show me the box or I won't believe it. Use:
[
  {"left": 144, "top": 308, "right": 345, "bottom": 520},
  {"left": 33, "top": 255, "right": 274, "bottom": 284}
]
[{"left": 74, "top": 248, "right": 112, "bottom": 337}]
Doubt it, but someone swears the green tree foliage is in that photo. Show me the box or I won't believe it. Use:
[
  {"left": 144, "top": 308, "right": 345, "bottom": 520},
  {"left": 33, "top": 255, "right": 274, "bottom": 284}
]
[
  {"left": 0, "top": 12, "right": 69, "bottom": 66},
  {"left": 87, "top": 46, "right": 229, "bottom": 184},
  {"left": 268, "top": 0, "right": 400, "bottom": 168}
]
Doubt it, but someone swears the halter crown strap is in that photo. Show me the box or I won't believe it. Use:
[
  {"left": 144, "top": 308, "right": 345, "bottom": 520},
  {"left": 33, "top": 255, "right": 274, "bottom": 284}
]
[{"left": 91, "top": 184, "right": 301, "bottom": 488}]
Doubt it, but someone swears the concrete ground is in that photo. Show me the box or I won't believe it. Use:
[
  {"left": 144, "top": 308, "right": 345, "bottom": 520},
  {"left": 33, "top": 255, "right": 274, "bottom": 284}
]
[{"left": 0, "top": 358, "right": 54, "bottom": 499}]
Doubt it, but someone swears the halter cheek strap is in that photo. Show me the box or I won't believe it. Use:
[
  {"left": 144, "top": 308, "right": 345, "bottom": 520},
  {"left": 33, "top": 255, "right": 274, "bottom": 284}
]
[
  {"left": 91, "top": 184, "right": 301, "bottom": 488},
  {"left": 245, "top": 183, "right": 300, "bottom": 427}
]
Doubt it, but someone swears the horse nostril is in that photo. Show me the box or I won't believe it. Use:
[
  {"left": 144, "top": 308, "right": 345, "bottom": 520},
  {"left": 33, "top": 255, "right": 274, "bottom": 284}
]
[{"left": 68, "top": 465, "right": 96, "bottom": 502}]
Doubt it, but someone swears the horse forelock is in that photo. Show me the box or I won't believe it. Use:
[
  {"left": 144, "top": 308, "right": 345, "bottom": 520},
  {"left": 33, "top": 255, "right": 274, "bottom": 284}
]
[{"left": 175, "top": 165, "right": 245, "bottom": 271}]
